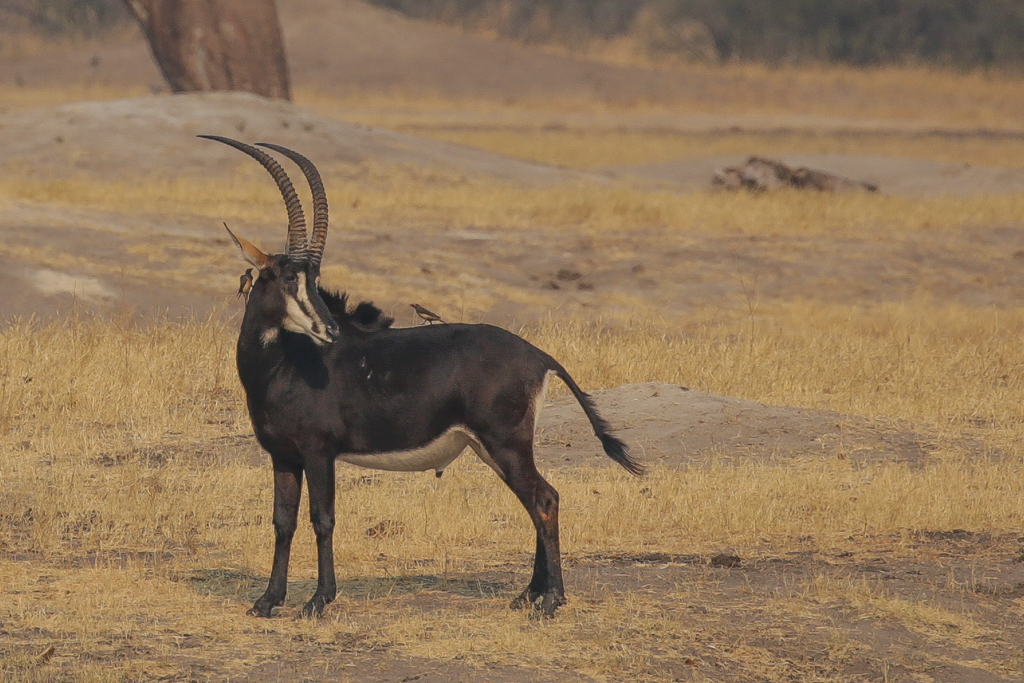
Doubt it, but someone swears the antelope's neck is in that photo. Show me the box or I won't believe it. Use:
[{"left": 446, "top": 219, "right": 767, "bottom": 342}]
[{"left": 236, "top": 316, "right": 287, "bottom": 391}]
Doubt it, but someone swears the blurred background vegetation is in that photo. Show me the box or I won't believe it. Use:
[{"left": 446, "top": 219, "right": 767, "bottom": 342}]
[
  {"left": 371, "top": 0, "right": 1024, "bottom": 69},
  {"left": 2, "top": 0, "right": 1024, "bottom": 68},
  {"left": 1, "top": 0, "right": 129, "bottom": 37}
]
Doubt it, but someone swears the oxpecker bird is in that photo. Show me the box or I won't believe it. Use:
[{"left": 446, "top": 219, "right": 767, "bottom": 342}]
[
  {"left": 238, "top": 268, "right": 254, "bottom": 301},
  {"left": 411, "top": 303, "right": 445, "bottom": 324}
]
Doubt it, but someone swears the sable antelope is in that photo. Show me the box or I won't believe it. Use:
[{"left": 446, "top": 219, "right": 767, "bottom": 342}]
[{"left": 200, "top": 135, "right": 642, "bottom": 619}]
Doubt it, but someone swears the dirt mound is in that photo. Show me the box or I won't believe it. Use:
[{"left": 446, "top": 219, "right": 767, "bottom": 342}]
[
  {"left": 537, "top": 382, "right": 934, "bottom": 469},
  {"left": 0, "top": 92, "right": 584, "bottom": 183},
  {"left": 607, "top": 152, "right": 1024, "bottom": 196}
]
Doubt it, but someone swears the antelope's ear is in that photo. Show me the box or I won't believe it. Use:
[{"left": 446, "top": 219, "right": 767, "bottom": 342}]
[{"left": 224, "top": 223, "right": 271, "bottom": 270}]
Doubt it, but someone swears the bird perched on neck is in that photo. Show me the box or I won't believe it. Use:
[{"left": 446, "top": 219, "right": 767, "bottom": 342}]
[{"left": 410, "top": 303, "right": 445, "bottom": 324}]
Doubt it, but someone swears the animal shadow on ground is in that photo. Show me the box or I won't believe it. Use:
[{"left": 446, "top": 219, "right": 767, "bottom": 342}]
[{"left": 181, "top": 568, "right": 507, "bottom": 609}]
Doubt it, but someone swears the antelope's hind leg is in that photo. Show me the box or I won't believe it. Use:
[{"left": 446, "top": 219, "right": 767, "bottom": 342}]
[
  {"left": 482, "top": 436, "right": 566, "bottom": 617},
  {"left": 249, "top": 465, "right": 303, "bottom": 618}
]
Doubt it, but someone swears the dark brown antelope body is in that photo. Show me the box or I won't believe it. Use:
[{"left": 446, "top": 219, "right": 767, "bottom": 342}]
[{"left": 201, "top": 135, "right": 642, "bottom": 618}]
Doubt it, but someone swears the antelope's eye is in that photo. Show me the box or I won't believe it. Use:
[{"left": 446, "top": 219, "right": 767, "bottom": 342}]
[{"left": 283, "top": 273, "right": 298, "bottom": 284}]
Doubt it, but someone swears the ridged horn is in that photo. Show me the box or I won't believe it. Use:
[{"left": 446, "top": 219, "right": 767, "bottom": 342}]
[
  {"left": 257, "top": 142, "right": 328, "bottom": 273},
  {"left": 198, "top": 135, "right": 308, "bottom": 260}
]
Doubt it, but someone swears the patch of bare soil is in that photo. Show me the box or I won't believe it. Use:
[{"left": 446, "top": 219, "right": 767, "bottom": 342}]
[
  {"left": 0, "top": 92, "right": 587, "bottom": 183},
  {"left": 538, "top": 382, "right": 935, "bottom": 469},
  {"left": 246, "top": 655, "right": 595, "bottom": 683}
]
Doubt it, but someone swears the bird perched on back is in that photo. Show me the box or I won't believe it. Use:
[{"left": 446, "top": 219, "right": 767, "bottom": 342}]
[
  {"left": 238, "top": 268, "right": 254, "bottom": 301},
  {"left": 410, "top": 303, "right": 445, "bottom": 324}
]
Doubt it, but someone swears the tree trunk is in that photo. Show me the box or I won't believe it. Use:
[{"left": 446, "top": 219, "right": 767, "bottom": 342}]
[{"left": 123, "top": 0, "right": 291, "bottom": 101}]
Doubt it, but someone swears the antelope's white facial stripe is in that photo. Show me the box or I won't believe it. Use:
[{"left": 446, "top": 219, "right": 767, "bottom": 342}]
[
  {"left": 281, "top": 272, "right": 313, "bottom": 331},
  {"left": 281, "top": 272, "right": 331, "bottom": 343},
  {"left": 337, "top": 426, "right": 486, "bottom": 474}
]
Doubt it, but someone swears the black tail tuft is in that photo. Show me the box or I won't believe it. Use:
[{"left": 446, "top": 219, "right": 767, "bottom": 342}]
[
  {"left": 599, "top": 432, "right": 642, "bottom": 476},
  {"left": 554, "top": 365, "right": 644, "bottom": 476}
]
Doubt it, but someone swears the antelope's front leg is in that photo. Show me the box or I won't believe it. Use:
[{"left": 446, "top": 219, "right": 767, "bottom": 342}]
[
  {"left": 249, "top": 466, "right": 303, "bottom": 617},
  {"left": 301, "top": 454, "right": 337, "bottom": 617}
]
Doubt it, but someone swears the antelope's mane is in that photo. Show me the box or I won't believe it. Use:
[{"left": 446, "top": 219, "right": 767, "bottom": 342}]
[{"left": 318, "top": 289, "right": 394, "bottom": 332}]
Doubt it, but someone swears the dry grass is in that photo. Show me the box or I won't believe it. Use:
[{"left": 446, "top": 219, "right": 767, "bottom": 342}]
[
  {"left": 4, "top": 309, "right": 1023, "bottom": 548},
  {"left": 525, "top": 300, "right": 1024, "bottom": 435},
  {"left": 2, "top": 285, "right": 1023, "bottom": 679},
  {"left": 3, "top": 293, "right": 1023, "bottom": 458},
  {"left": 2, "top": 170, "right": 1022, "bottom": 242},
  {"left": 1, "top": 303, "right": 1024, "bottom": 681}
]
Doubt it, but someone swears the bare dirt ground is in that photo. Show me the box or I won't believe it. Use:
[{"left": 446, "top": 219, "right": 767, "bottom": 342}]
[
  {"left": 0, "top": 93, "right": 587, "bottom": 183},
  {"left": 3, "top": 2, "right": 1024, "bottom": 682}
]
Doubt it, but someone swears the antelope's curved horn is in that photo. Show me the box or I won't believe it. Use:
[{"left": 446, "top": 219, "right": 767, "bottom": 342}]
[
  {"left": 198, "top": 135, "right": 308, "bottom": 260},
  {"left": 257, "top": 142, "right": 328, "bottom": 273}
]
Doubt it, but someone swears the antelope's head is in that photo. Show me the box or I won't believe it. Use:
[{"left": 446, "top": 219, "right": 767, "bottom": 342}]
[{"left": 201, "top": 136, "right": 340, "bottom": 346}]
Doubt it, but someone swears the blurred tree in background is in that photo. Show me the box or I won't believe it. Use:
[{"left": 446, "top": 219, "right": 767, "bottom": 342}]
[
  {"left": 2, "top": 0, "right": 291, "bottom": 99},
  {"left": 122, "top": 0, "right": 291, "bottom": 100}
]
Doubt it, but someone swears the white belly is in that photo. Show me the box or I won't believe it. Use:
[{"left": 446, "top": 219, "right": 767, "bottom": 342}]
[
  {"left": 334, "top": 372, "right": 554, "bottom": 477},
  {"left": 336, "top": 426, "right": 482, "bottom": 474}
]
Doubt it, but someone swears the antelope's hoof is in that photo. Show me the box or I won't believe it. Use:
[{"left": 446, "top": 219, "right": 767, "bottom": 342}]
[
  {"left": 299, "top": 594, "right": 332, "bottom": 619},
  {"left": 510, "top": 588, "right": 541, "bottom": 611},
  {"left": 537, "top": 592, "right": 566, "bottom": 618},
  {"left": 510, "top": 589, "right": 565, "bottom": 618},
  {"left": 247, "top": 599, "right": 278, "bottom": 618}
]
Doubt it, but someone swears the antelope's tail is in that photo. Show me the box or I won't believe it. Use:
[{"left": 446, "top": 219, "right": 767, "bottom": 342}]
[{"left": 547, "top": 360, "right": 643, "bottom": 476}]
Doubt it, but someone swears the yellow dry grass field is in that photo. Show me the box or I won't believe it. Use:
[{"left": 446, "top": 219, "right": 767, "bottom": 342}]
[
  {"left": 2, "top": 301, "right": 1024, "bottom": 682},
  {"left": 4, "top": 168, "right": 1023, "bottom": 239},
  {"left": 2, "top": 69, "right": 1024, "bottom": 681}
]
